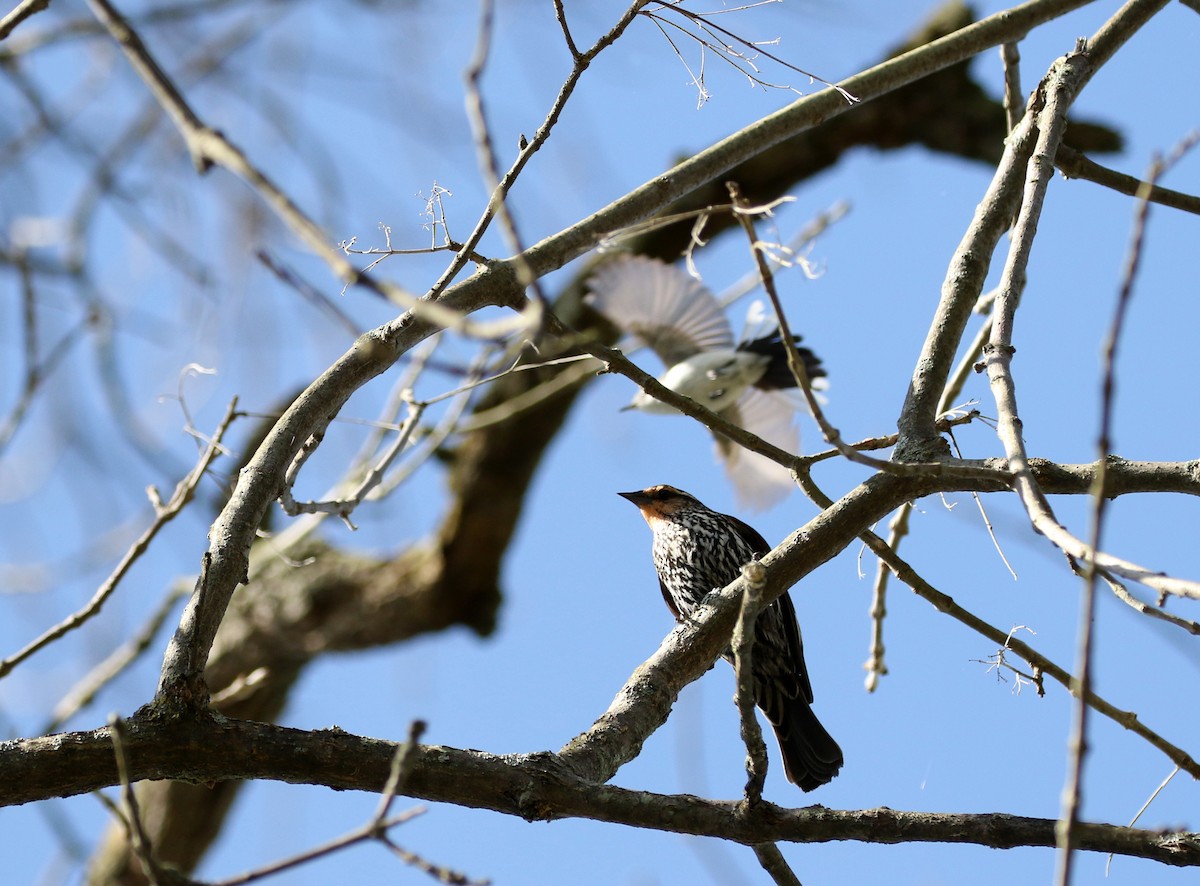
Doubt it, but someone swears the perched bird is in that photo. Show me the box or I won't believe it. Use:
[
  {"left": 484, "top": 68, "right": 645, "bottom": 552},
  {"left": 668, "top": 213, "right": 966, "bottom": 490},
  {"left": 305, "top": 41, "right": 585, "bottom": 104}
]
[
  {"left": 587, "top": 255, "right": 826, "bottom": 510},
  {"left": 619, "top": 484, "right": 843, "bottom": 791}
]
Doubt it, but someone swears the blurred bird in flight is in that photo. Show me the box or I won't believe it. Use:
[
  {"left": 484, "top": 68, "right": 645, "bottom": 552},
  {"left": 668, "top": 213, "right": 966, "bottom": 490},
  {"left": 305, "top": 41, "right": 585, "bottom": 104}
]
[{"left": 588, "top": 255, "right": 826, "bottom": 509}]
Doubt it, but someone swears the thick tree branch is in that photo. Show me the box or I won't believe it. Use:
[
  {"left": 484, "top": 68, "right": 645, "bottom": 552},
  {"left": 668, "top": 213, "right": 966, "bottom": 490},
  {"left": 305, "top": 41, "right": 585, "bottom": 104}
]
[
  {"left": 894, "top": 83, "right": 1038, "bottom": 457},
  {"left": 3, "top": 714, "right": 1198, "bottom": 866}
]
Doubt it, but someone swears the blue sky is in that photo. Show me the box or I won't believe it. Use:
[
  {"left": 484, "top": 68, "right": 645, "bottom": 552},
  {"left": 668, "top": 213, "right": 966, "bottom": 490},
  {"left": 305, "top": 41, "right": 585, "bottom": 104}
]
[{"left": 2, "top": 1, "right": 1199, "bottom": 883}]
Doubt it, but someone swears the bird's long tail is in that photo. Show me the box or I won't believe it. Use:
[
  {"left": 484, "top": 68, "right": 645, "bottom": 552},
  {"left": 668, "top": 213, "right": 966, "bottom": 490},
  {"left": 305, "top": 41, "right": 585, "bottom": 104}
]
[
  {"left": 738, "top": 333, "right": 826, "bottom": 390},
  {"left": 771, "top": 700, "right": 844, "bottom": 792}
]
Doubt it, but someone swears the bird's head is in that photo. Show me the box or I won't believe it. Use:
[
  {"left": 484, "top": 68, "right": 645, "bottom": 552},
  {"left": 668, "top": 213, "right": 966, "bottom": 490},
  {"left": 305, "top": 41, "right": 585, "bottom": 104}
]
[{"left": 618, "top": 485, "right": 703, "bottom": 527}]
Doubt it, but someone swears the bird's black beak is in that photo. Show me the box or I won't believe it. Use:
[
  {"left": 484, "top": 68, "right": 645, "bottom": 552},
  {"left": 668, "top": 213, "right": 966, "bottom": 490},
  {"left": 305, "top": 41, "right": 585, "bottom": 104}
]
[{"left": 618, "top": 490, "right": 649, "bottom": 506}]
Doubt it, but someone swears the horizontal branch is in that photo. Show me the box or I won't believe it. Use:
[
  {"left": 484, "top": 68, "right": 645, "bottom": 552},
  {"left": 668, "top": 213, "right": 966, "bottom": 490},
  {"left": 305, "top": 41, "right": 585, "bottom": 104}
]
[
  {"left": 1021, "top": 456, "right": 1200, "bottom": 497},
  {"left": 2, "top": 713, "right": 1197, "bottom": 867}
]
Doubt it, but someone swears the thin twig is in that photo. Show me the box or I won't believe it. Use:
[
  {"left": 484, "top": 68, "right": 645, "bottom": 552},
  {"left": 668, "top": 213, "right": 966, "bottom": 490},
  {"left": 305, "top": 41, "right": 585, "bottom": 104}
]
[
  {"left": 373, "top": 720, "right": 428, "bottom": 827},
  {"left": 1056, "top": 127, "right": 1183, "bottom": 886},
  {"left": 718, "top": 200, "right": 850, "bottom": 308},
  {"left": 277, "top": 344, "right": 554, "bottom": 521},
  {"left": 1000, "top": 41, "right": 1024, "bottom": 132},
  {"left": 598, "top": 200, "right": 738, "bottom": 249},
  {"left": 938, "top": 317, "right": 994, "bottom": 421},
  {"left": 107, "top": 715, "right": 171, "bottom": 885},
  {"left": 552, "top": 0, "right": 581, "bottom": 59},
  {"left": 211, "top": 720, "right": 480, "bottom": 886},
  {"left": 864, "top": 506, "right": 909, "bottom": 692},
  {"left": 0, "top": 264, "right": 90, "bottom": 457},
  {"left": 801, "top": 412, "right": 980, "bottom": 469},
  {"left": 751, "top": 841, "right": 804, "bottom": 886},
  {"left": 43, "top": 585, "right": 190, "bottom": 733},
  {"left": 377, "top": 833, "right": 489, "bottom": 886},
  {"left": 212, "top": 808, "right": 429, "bottom": 886},
  {"left": 732, "top": 559, "right": 770, "bottom": 803},
  {"left": 256, "top": 250, "right": 362, "bottom": 339},
  {"left": 1095, "top": 570, "right": 1200, "bottom": 634},
  {"left": 463, "top": 0, "right": 548, "bottom": 330},
  {"left": 251, "top": 343, "right": 496, "bottom": 563},
  {"left": 452, "top": 355, "right": 599, "bottom": 433},
  {"left": 642, "top": 2, "right": 857, "bottom": 106},
  {"left": 1106, "top": 767, "right": 1180, "bottom": 875},
  {"left": 427, "top": 0, "right": 649, "bottom": 300},
  {"left": 726, "top": 181, "right": 918, "bottom": 475},
  {"left": 1055, "top": 143, "right": 1200, "bottom": 215},
  {"left": 974, "top": 625, "right": 1044, "bottom": 695},
  {"left": 0, "top": 398, "right": 239, "bottom": 678},
  {"left": 946, "top": 429, "right": 1018, "bottom": 580},
  {"left": 278, "top": 399, "right": 426, "bottom": 524}
]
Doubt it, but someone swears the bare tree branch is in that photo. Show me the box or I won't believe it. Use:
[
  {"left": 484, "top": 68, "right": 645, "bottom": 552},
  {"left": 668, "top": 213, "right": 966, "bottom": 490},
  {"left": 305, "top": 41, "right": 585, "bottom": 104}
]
[
  {"left": 1056, "top": 116, "right": 1192, "bottom": 885},
  {"left": 1056, "top": 143, "right": 1200, "bottom": 214},
  {"left": 4, "top": 714, "right": 1199, "bottom": 866},
  {"left": 0, "top": 399, "right": 238, "bottom": 679},
  {"left": 0, "top": 0, "right": 50, "bottom": 40}
]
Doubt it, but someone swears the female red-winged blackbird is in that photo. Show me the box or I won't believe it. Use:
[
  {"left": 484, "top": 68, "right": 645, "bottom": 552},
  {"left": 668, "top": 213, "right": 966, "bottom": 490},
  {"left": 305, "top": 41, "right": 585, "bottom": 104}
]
[
  {"left": 619, "top": 484, "right": 843, "bottom": 791},
  {"left": 588, "top": 255, "right": 827, "bottom": 510}
]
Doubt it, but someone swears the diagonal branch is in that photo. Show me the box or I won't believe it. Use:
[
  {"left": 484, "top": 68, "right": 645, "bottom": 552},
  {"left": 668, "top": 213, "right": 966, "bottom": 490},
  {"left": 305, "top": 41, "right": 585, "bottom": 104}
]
[
  {"left": 1056, "top": 143, "right": 1200, "bottom": 214},
  {"left": 0, "top": 0, "right": 50, "bottom": 41}
]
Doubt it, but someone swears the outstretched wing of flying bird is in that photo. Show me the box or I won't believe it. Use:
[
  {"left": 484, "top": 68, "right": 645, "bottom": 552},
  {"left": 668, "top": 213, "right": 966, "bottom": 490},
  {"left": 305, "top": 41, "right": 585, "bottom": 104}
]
[
  {"left": 717, "top": 388, "right": 802, "bottom": 510},
  {"left": 587, "top": 256, "right": 734, "bottom": 367}
]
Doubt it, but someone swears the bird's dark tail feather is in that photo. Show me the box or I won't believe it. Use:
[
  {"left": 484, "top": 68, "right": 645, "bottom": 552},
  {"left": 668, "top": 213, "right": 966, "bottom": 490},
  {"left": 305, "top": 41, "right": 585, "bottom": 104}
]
[
  {"left": 738, "top": 333, "right": 826, "bottom": 390},
  {"left": 772, "top": 701, "right": 843, "bottom": 792}
]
